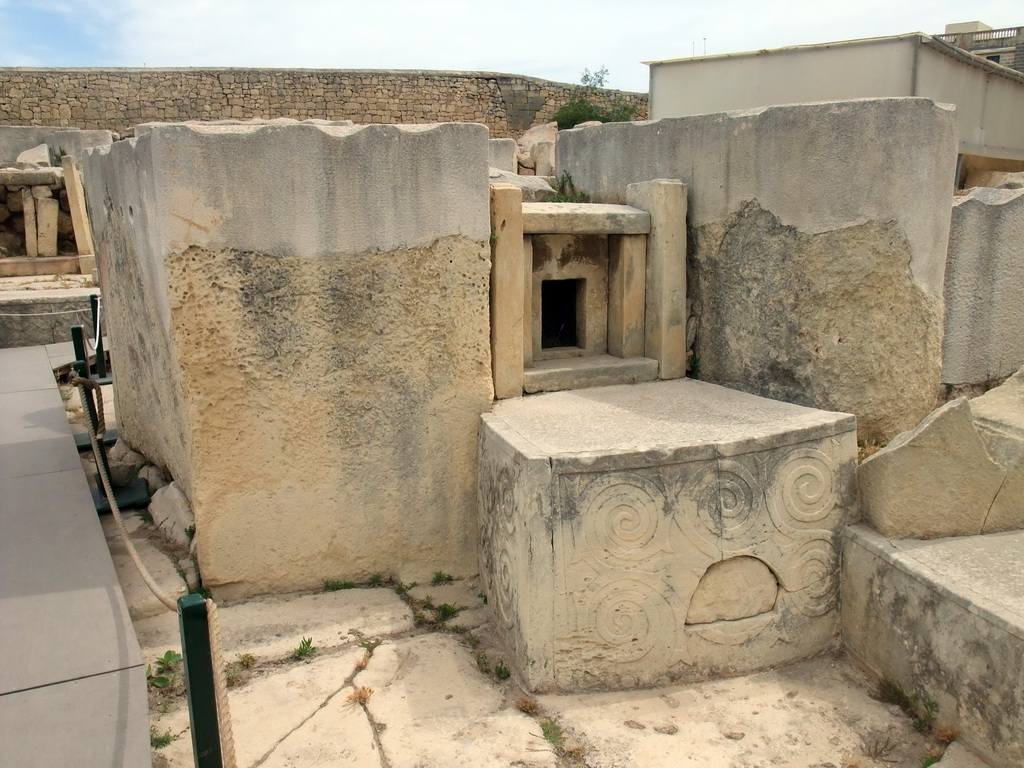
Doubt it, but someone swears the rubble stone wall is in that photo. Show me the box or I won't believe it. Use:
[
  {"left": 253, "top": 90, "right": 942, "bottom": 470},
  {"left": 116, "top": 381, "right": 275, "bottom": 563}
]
[{"left": 0, "top": 68, "right": 648, "bottom": 137}]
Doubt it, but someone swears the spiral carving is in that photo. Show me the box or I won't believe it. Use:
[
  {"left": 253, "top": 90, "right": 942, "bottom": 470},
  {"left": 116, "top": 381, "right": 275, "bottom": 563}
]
[
  {"left": 582, "top": 475, "right": 666, "bottom": 563},
  {"left": 591, "top": 579, "right": 670, "bottom": 662},
  {"left": 494, "top": 547, "right": 518, "bottom": 630},
  {"left": 774, "top": 450, "right": 836, "bottom": 524},
  {"left": 693, "top": 462, "right": 757, "bottom": 539},
  {"left": 785, "top": 539, "right": 839, "bottom": 617}
]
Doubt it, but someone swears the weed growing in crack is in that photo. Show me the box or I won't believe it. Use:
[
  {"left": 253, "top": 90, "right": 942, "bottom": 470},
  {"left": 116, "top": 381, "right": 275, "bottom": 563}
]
[
  {"left": 861, "top": 729, "right": 900, "bottom": 760},
  {"left": 540, "top": 718, "right": 564, "bottom": 746},
  {"left": 237, "top": 652, "right": 257, "bottom": 669},
  {"left": 323, "top": 579, "right": 356, "bottom": 591},
  {"left": 347, "top": 686, "right": 373, "bottom": 705},
  {"left": 292, "top": 637, "right": 316, "bottom": 660},
  {"left": 393, "top": 581, "right": 416, "bottom": 596},
  {"left": 367, "top": 573, "right": 385, "bottom": 587},
  {"left": 433, "top": 602, "right": 461, "bottom": 622},
  {"left": 515, "top": 697, "right": 539, "bottom": 715},
  {"left": 476, "top": 652, "right": 491, "bottom": 674},
  {"left": 150, "top": 727, "right": 174, "bottom": 749},
  {"left": 494, "top": 660, "right": 511, "bottom": 680},
  {"left": 431, "top": 571, "right": 454, "bottom": 585}
]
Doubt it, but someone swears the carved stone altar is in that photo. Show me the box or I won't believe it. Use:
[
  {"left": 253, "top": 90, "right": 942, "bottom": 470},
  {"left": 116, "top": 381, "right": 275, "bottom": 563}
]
[{"left": 478, "top": 378, "right": 857, "bottom": 692}]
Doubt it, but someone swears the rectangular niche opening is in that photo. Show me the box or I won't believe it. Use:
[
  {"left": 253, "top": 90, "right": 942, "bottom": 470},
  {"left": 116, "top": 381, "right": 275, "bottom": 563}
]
[{"left": 541, "top": 279, "right": 582, "bottom": 349}]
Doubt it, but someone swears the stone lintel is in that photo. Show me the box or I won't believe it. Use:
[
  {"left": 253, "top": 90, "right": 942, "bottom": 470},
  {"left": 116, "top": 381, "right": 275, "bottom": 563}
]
[
  {"left": 522, "top": 203, "right": 650, "bottom": 234},
  {"left": 0, "top": 169, "right": 64, "bottom": 187},
  {"left": 523, "top": 354, "right": 658, "bottom": 394}
]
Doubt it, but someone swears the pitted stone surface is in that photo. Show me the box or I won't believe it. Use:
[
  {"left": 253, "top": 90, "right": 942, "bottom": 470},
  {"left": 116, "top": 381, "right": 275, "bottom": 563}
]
[{"left": 479, "top": 378, "right": 856, "bottom": 691}]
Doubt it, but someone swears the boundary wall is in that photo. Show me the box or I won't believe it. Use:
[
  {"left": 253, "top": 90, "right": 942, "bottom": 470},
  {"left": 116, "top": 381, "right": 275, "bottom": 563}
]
[{"left": 0, "top": 68, "right": 647, "bottom": 138}]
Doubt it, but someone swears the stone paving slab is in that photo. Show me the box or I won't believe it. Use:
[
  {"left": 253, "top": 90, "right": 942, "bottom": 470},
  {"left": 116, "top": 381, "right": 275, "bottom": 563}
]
[
  {"left": 0, "top": 666, "right": 149, "bottom": 768},
  {"left": 355, "top": 634, "right": 557, "bottom": 768},
  {"left": 0, "top": 468, "right": 141, "bottom": 693},
  {"left": 136, "top": 588, "right": 414, "bottom": 661},
  {"left": 0, "top": 387, "right": 83, "bottom": 480},
  {"left": 0, "top": 343, "right": 57, "bottom": 392}
]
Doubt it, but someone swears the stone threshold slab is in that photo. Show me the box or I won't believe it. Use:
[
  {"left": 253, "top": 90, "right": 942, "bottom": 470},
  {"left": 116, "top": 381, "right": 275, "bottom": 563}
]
[
  {"left": 0, "top": 255, "right": 84, "bottom": 278},
  {"left": 523, "top": 354, "right": 658, "bottom": 394},
  {"left": 522, "top": 202, "right": 651, "bottom": 234},
  {"left": 489, "top": 378, "right": 856, "bottom": 473}
]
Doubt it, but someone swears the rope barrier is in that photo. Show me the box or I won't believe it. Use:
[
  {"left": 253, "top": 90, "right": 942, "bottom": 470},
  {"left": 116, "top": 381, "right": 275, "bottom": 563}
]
[
  {"left": 72, "top": 375, "right": 237, "bottom": 766},
  {"left": 0, "top": 307, "right": 92, "bottom": 317}
]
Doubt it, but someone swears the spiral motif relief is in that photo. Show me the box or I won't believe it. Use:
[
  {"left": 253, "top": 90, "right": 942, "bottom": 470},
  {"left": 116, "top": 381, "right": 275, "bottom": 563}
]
[
  {"left": 693, "top": 462, "right": 758, "bottom": 539},
  {"left": 784, "top": 539, "right": 839, "bottom": 617},
  {"left": 590, "top": 578, "right": 672, "bottom": 662},
  {"left": 774, "top": 449, "right": 836, "bottom": 524},
  {"left": 494, "top": 547, "right": 518, "bottom": 630},
  {"left": 581, "top": 474, "right": 667, "bottom": 563},
  {"left": 480, "top": 461, "right": 517, "bottom": 533}
]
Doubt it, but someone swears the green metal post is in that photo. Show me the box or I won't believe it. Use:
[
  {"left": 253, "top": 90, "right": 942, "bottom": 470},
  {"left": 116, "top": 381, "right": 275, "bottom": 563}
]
[
  {"left": 71, "top": 325, "right": 87, "bottom": 369},
  {"left": 178, "top": 594, "right": 223, "bottom": 768}
]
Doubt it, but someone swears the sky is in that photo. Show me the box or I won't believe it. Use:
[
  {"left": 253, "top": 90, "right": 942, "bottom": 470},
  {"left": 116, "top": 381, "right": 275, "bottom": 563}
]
[{"left": 0, "top": 1, "right": 1020, "bottom": 92}]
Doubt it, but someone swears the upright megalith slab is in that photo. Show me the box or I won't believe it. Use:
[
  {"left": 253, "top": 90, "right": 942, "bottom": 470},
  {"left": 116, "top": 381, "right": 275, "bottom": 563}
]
[
  {"left": 558, "top": 99, "right": 956, "bottom": 441},
  {"left": 83, "top": 122, "right": 493, "bottom": 599},
  {"left": 943, "top": 188, "right": 1024, "bottom": 386}
]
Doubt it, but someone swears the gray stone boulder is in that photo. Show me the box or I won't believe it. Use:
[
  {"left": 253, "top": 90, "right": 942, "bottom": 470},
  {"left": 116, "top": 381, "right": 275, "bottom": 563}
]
[
  {"left": 15, "top": 144, "right": 51, "bottom": 166},
  {"left": 149, "top": 482, "right": 196, "bottom": 551},
  {"left": 107, "top": 439, "right": 147, "bottom": 487},
  {"left": 488, "top": 168, "right": 556, "bottom": 202}
]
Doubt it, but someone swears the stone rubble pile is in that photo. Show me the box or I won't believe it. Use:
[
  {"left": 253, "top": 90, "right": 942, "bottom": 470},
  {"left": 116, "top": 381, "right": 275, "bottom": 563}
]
[{"left": 0, "top": 162, "right": 75, "bottom": 258}]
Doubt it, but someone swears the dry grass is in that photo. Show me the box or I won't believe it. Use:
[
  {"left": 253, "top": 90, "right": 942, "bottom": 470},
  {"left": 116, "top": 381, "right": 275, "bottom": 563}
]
[
  {"left": 515, "top": 697, "right": 540, "bottom": 715},
  {"left": 347, "top": 686, "right": 373, "bottom": 705},
  {"left": 934, "top": 723, "right": 959, "bottom": 744}
]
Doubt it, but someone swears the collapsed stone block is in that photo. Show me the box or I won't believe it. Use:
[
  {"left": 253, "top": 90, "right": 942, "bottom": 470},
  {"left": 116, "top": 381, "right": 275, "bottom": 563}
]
[
  {"left": 488, "top": 138, "right": 517, "bottom": 173},
  {"left": 479, "top": 378, "right": 856, "bottom": 692},
  {"left": 83, "top": 122, "right": 493, "bottom": 599},
  {"left": 943, "top": 188, "right": 1024, "bottom": 386},
  {"left": 859, "top": 399, "right": 1006, "bottom": 539},
  {"left": 558, "top": 98, "right": 956, "bottom": 441}
]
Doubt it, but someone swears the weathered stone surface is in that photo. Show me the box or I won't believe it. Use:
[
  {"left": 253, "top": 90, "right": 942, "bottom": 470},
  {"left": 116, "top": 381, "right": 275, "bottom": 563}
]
[
  {"left": 101, "top": 516, "right": 187, "bottom": 620},
  {"left": 488, "top": 138, "right": 517, "bottom": 173},
  {"left": 517, "top": 120, "right": 557, "bottom": 159},
  {"left": 607, "top": 234, "right": 646, "bottom": 358},
  {"left": 356, "top": 634, "right": 557, "bottom": 767},
  {"left": 0, "top": 126, "right": 63, "bottom": 164},
  {"left": 558, "top": 99, "right": 956, "bottom": 441},
  {"left": 943, "top": 188, "right": 1024, "bottom": 385},
  {"left": 969, "top": 366, "right": 1024, "bottom": 470},
  {"left": 986, "top": 458, "right": 1024, "bottom": 533},
  {"left": 149, "top": 482, "right": 195, "bottom": 551},
  {"left": 479, "top": 378, "right": 856, "bottom": 691},
  {"left": 531, "top": 139, "right": 555, "bottom": 176},
  {"left": 0, "top": 168, "right": 63, "bottom": 187},
  {"left": 967, "top": 170, "right": 1024, "bottom": 189},
  {"left": 487, "top": 168, "right": 555, "bottom": 202},
  {"left": 490, "top": 184, "right": 524, "bottom": 399},
  {"left": 685, "top": 556, "right": 778, "bottom": 624},
  {"left": 522, "top": 202, "right": 649, "bottom": 234},
  {"left": 83, "top": 122, "right": 493, "bottom": 598},
  {"left": 61, "top": 156, "right": 94, "bottom": 255},
  {"left": 138, "top": 463, "right": 170, "bottom": 494},
  {"left": 107, "top": 439, "right": 146, "bottom": 487},
  {"left": 15, "top": 143, "right": 50, "bottom": 166},
  {"left": 44, "top": 129, "right": 114, "bottom": 165},
  {"left": 842, "top": 525, "right": 1024, "bottom": 766},
  {"left": 859, "top": 399, "right": 1007, "bottom": 539},
  {"left": 155, "top": 648, "right": 369, "bottom": 768},
  {"left": 134, "top": 587, "right": 414, "bottom": 660},
  {"left": 523, "top": 355, "right": 658, "bottom": 394},
  {"left": 531, "top": 234, "right": 608, "bottom": 358},
  {"left": 34, "top": 197, "right": 58, "bottom": 257},
  {"left": 626, "top": 179, "right": 687, "bottom": 379},
  {"left": 935, "top": 742, "right": 992, "bottom": 767},
  {"left": 21, "top": 190, "right": 36, "bottom": 257}
]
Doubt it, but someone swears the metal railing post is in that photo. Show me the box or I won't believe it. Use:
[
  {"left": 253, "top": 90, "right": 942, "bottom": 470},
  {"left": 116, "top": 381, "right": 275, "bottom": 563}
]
[{"left": 178, "top": 594, "right": 224, "bottom": 768}]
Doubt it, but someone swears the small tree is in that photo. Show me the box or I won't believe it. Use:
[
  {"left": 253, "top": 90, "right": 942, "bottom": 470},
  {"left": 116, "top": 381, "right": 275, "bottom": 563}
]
[{"left": 553, "top": 67, "right": 637, "bottom": 130}]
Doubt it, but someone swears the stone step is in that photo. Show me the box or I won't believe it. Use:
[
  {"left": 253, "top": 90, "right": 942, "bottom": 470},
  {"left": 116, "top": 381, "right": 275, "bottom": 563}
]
[{"left": 842, "top": 524, "right": 1024, "bottom": 766}]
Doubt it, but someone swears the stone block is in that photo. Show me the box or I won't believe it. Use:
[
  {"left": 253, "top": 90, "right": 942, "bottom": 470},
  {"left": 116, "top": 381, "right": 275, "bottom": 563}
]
[
  {"left": 490, "top": 184, "right": 524, "bottom": 399},
  {"left": 969, "top": 366, "right": 1024, "bottom": 470},
  {"left": 487, "top": 168, "right": 555, "bottom": 202},
  {"left": 0, "top": 126, "right": 63, "bottom": 164},
  {"left": 943, "top": 188, "right": 1024, "bottom": 385},
  {"left": 607, "top": 234, "right": 646, "bottom": 358},
  {"left": 522, "top": 354, "right": 658, "bottom": 394},
  {"left": 44, "top": 129, "right": 114, "bottom": 165},
  {"left": 626, "top": 180, "right": 687, "bottom": 379},
  {"left": 149, "top": 481, "right": 195, "bottom": 551},
  {"left": 516, "top": 121, "right": 557, "bottom": 159},
  {"left": 15, "top": 143, "right": 51, "bottom": 166},
  {"left": 488, "top": 138, "right": 517, "bottom": 173},
  {"left": 20, "top": 190, "right": 36, "bottom": 258},
  {"left": 558, "top": 99, "right": 956, "bottom": 441},
  {"left": 531, "top": 140, "right": 555, "bottom": 177},
  {"left": 61, "top": 156, "right": 94, "bottom": 256},
  {"left": 858, "top": 399, "right": 1006, "bottom": 539},
  {"left": 522, "top": 203, "right": 649, "bottom": 235},
  {"left": 34, "top": 197, "right": 59, "bottom": 257},
  {"left": 83, "top": 122, "right": 492, "bottom": 598},
  {"left": 479, "top": 378, "right": 856, "bottom": 692}
]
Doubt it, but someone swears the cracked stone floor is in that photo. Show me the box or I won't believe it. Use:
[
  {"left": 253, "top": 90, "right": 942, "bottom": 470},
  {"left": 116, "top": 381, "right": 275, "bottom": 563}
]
[{"left": 121, "top": 571, "right": 984, "bottom": 768}]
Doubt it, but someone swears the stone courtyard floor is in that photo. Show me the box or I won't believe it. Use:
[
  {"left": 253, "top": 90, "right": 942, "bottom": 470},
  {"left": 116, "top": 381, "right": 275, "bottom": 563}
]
[{"left": 114, "top": 569, "right": 974, "bottom": 768}]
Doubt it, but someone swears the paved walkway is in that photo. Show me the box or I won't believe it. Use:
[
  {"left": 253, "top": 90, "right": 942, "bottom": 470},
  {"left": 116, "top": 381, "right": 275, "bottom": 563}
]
[{"left": 0, "top": 343, "right": 148, "bottom": 767}]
